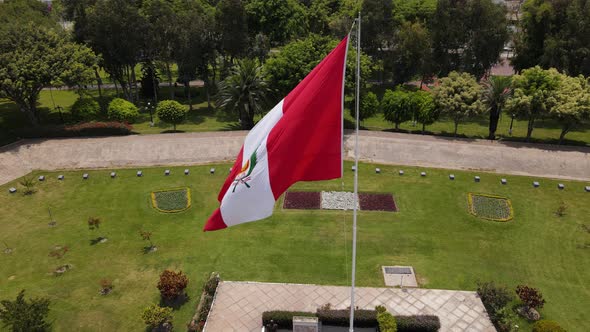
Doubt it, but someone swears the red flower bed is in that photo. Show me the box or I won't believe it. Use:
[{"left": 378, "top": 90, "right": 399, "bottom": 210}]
[
  {"left": 358, "top": 193, "right": 397, "bottom": 212},
  {"left": 283, "top": 191, "right": 321, "bottom": 210}
]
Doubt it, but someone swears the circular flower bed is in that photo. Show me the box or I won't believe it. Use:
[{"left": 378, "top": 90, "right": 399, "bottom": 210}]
[
  {"left": 468, "top": 193, "right": 513, "bottom": 221},
  {"left": 151, "top": 188, "right": 191, "bottom": 213}
]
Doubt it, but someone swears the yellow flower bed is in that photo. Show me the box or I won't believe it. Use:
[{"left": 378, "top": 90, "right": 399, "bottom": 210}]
[{"left": 467, "top": 192, "right": 513, "bottom": 222}]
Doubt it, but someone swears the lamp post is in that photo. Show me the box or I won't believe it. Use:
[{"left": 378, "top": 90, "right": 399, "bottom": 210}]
[
  {"left": 147, "top": 102, "right": 154, "bottom": 126},
  {"left": 509, "top": 113, "right": 515, "bottom": 136}
]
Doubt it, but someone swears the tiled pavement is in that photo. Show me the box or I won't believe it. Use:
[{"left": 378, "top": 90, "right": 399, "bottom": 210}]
[{"left": 204, "top": 281, "right": 495, "bottom": 332}]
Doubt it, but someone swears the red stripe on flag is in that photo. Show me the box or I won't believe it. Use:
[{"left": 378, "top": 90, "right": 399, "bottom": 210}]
[
  {"left": 266, "top": 37, "right": 348, "bottom": 199},
  {"left": 203, "top": 208, "right": 227, "bottom": 231}
]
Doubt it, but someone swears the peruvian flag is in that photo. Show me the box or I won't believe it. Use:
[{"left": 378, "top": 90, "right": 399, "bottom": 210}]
[{"left": 204, "top": 36, "right": 349, "bottom": 231}]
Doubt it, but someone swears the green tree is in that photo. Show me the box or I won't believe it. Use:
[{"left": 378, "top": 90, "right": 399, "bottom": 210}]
[
  {"left": 141, "top": 0, "right": 180, "bottom": 100},
  {"left": 388, "top": 21, "right": 433, "bottom": 86},
  {"left": 156, "top": 100, "right": 188, "bottom": 131},
  {"left": 482, "top": 76, "right": 512, "bottom": 140},
  {"left": 216, "top": 0, "right": 249, "bottom": 61},
  {"left": 505, "top": 66, "right": 561, "bottom": 141},
  {"left": 393, "top": 0, "right": 437, "bottom": 23},
  {"left": 431, "top": 0, "right": 508, "bottom": 78},
  {"left": 0, "top": 290, "right": 51, "bottom": 332},
  {"left": 217, "top": 59, "right": 271, "bottom": 130},
  {"left": 245, "top": 0, "right": 308, "bottom": 45},
  {"left": 361, "top": 0, "right": 394, "bottom": 57},
  {"left": 352, "top": 91, "right": 380, "bottom": 124},
  {"left": 84, "top": 0, "right": 147, "bottom": 102},
  {"left": 0, "top": 0, "right": 60, "bottom": 30},
  {"left": 413, "top": 91, "right": 439, "bottom": 133},
  {"left": 382, "top": 89, "right": 413, "bottom": 129},
  {"left": 0, "top": 24, "right": 96, "bottom": 125},
  {"left": 513, "top": 0, "right": 590, "bottom": 76},
  {"left": 434, "top": 71, "right": 484, "bottom": 136},
  {"left": 550, "top": 75, "right": 590, "bottom": 144}
]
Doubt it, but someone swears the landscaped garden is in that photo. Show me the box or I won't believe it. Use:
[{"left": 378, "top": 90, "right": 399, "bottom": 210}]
[{"left": 0, "top": 162, "right": 589, "bottom": 331}]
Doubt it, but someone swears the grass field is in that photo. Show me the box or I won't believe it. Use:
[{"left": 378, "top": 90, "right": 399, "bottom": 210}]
[
  {"left": 2, "top": 87, "right": 590, "bottom": 147},
  {"left": 0, "top": 163, "right": 588, "bottom": 331}
]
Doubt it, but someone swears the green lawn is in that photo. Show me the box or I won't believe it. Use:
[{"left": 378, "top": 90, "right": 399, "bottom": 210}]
[{"left": 0, "top": 163, "right": 588, "bottom": 331}]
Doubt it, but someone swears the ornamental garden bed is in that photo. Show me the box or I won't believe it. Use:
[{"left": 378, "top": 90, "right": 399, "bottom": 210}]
[
  {"left": 151, "top": 188, "right": 191, "bottom": 213},
  {"left": 283, "top": 191, "right": 396, "bottom": 212},
  {"left": 467, "top": 193, "right": 513, "bottom": 222}
]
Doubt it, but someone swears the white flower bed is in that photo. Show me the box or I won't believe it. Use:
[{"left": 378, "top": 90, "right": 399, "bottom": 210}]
[{"left": 321, "top": 191, "right": 359, "bottom": 210}]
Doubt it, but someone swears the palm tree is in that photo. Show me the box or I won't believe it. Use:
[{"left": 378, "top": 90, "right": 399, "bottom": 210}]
[
  {"left": 216, "top": 59, "right": 270, "bottom": 130},
  {"left": 482, "top": 76, "right": 512, "bottom": 140}
]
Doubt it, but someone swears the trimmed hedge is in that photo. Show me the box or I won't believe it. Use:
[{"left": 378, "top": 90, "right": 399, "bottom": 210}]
[
  {"left": 262, "top": 311, "right": 316, "bottom": 329},
  {"left": 396, "top": 315, "right": 441, "bottom": 332},
  {"left": 262, "top": 310, "right": 440, "bottom": 331},
  {"left": 107, "top": 98, "right": 139, "bottom": 123},
  {"left": 70, "top": 98, "right": 101, "bottom": 121},
  {"left": 16, "top": 122, "right": 133, "bottom": 139}
]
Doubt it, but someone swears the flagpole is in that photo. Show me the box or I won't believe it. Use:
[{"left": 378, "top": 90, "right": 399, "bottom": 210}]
[{"left": 349, "top": 11, "right": 361, "bottom": 332}]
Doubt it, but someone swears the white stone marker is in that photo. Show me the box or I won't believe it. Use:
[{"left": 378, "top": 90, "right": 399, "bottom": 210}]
[
  {"left": 533, "top": 181, "right": 540, "bottom": 187},
  {"left": 501, "top": 178, "right": 507, "bottom": 185},
  {"left": 585, "top": 186, "right": 590, "bottom": 192},
  {"left": 38, "top": 175, "right": 45, "bottom": 181},
  {"left": 58, "top": 175, "right": 64, "bottom": 180},
  {"left": 137, "top": 171, "right": 143, "bottom": 177},
  {"left": 83, "top": 174, "right": 89, "bottom": 179},
  {"left": 165, "top": 170, "right": 170, "bottom": 176},
  {"left": 351, "top": 165, "right": 356, "bottom": 172},
  {"left": 210, "top": 168, "right": 215, "bottom": 174},
  {"left": 375, "top": 168, "right": 381, "bottom": 174},
  {"left": 184, "top": 169, "right": 190, "bottom": 175},
  {"left": 474, "top": 176, "right": 481, "bottom": 182},
  {"left": 558, "top": 183, "right": 565, "bottom": 190},
  {"left": 399, "top": 170, "right": 404, "bottom": 175},
  {"left": 420, "top": 172, "right": 426, "bottom": 177},
  {"left": 110, "top": 172, "right": 116, "bottom": 178},
  {"left": 449, "top": 174, "right": 455, "bottom": 180},
  {"left": 9, "top": 187, "right": 16, "bottom": 194}
]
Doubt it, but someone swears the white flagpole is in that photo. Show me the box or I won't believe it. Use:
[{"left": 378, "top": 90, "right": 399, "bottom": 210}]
[{"left": 349, "top": 11, "right": 361, "bottom": 332}]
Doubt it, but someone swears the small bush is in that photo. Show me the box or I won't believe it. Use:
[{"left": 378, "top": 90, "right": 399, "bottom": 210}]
[
  {"left": 157, "top": 270, "right": 189, "bottom": 300},
  {"left": 495, "top": 307, "right": 520, "bottom": 332},
  {"left": 17, "top": 121, "right": 132, "bottom": 139},
  {"left": 396, "top": 315, "right": 441, "bottom": 332},
  {"left": 108, "top": 98, "right": 139, "bottom": 123},
  {"left": 532, "top": 320, "right": 566, "bottom": 332},
  {"left": 316, "top": 309, "right": 377, "bottom": 327},
  {"left": 376, "top": 307, "right": 397, "bottom": 332},
  {"left": 156, "top": 100, "right": 188, "bottom": 130},
  {"left": 141, "top": 304, "right": 172, "bottom": 329},
  {"left": 476, "top": 281, "right": 514, "bottom": 325},
  {"left": 99, "top": 279, "right": 113, "bottom": 295},
  {"left": 555, "top": 202, "right": 567, "bottom": 217},
  {"left": 0, "top": 290, "right": 51, "bottom": 332},
  {"left": 71, "top": 98, "right": 101, "bottom": 121},
  {"left": 262, "top": 311, "right": 316, "bottom": 329},
  {"left": 19, "top": 177, "right": 36, "bottom": 195},
  {"left": 516, "top": 285, "right": 545, "bottom": 309}
]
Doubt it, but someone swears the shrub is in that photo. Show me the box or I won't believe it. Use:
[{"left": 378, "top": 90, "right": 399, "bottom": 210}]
[
  {"left": 157, "top": 270, "right": 189, "bottom": 300},
  {"left": 516, "top": 285, "right": 545, "bottom": 309},
  {"left": 396, "top": 315, "right": 441, "bottom": 332},
  {"left": 261, "top": 311, "right": 316, "bottom": 329},
  {"left": 88, "top": 217, "right": 101, "bottom": 230},
  {"left": 99, "top": 279, "right": 113, "bottom": 295},
  {"left": 555, "top": 202, "right": 567, "bottom": 217},
  {"left": 316, "top": 309, "right": 377, "bottom": 327},
  {"left": 495, "top": 307, "right": 520, "bottom": 332},
  {"left": 71, "top": 98, "right": 101, "bottom": 122},
  {"left": 156, "top": 100, "right": 188, "bottom": 130},
  {"left": 532, "top": 320, "right": 566, "bottom": 332},
  {"left": 17, "top": 121, "right": 133, "bottom": 139},
  {"left": 108, "top": 98, "right": 139, "bottom": 123},
  {"left": 476, "top": 281, "right": 514, "bottom": 324},
  {"left": 141, "top": 304, "right": 172, "bottom": 329},
  {"left": 19, "top": 177, "right": 36, "bottom": 195},
  {"left": 376, "top": 307, "right": 397, "bottom": 332},
  {"left": 0, "top": 290, "right": 51, "bottom": 332}
]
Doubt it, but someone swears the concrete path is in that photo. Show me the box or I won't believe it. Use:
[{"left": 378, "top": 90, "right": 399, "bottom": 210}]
[
  {"left": 204, "top": 281, "right": 495, "bottom": 332},
  {"left": 1, "top": 130, "right": 589, "bottom": 186}
]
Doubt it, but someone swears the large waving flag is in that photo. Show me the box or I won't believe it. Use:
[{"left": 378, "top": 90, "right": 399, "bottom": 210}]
[{"left": 204, "top": 37, "right": 349, "bottom": 231}]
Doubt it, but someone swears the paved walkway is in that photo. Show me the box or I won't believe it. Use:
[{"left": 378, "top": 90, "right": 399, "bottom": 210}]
[
  {"left": 1, "top": 131, "right": 589, "bottom": 186},
  {"left": 204, "top": 281, "right": 495, "bottom": 332}
]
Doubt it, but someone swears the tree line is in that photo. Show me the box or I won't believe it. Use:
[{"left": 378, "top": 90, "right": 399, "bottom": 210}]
[{"left": 0, "top": 0, "right": 589, "bottom": 139}]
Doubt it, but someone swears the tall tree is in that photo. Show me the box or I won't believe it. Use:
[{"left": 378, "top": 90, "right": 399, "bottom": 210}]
[
  {"left": 0, "top": 24, "right": 96, "bottom": 125},
  {"left": 141, "top": 0, "right": 179, "bottom": 100},
  {"left": 245, "top": 0, "right": 308, "bottom": 45},
  {"left": 513, "top": 0, "right": 590, "bottom": 76},
  {"left": 216, "top": 0, "right": 249, "bottom": 61},
  {"left": 0, "top": 290, "right": 51, "bottom": 332},
  {"left": 505, "top": 66, "right": 561, "bottom": 141},
  {"left": 413, "top": 90, "right": 439, "bottom": 133},
  {"left": 387, "top": 21, "right": 433, "bottom": 86},
  {"left": 353, "top": 91, "right": 380, "bottom": 124},
  {"left": 392, "top": 0, "right": 438, "bottom": 23},
  {"left": 434, "top": 71, "right": 484, "bottom": 135},
  {"left": 84, "top": 0, "right": 147, "bottom": 102},
  {"left": 431, "top": 0, "right": 508, "bottom": 78},
  {"left": 217, "top": 59, "right": 270, "bottom": 130},
  {"left": 482, "top": 76, "right": 512, "bottom": 140},
  {"left": 550, "top": 75, "right": 590, "bottom": 144}
]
